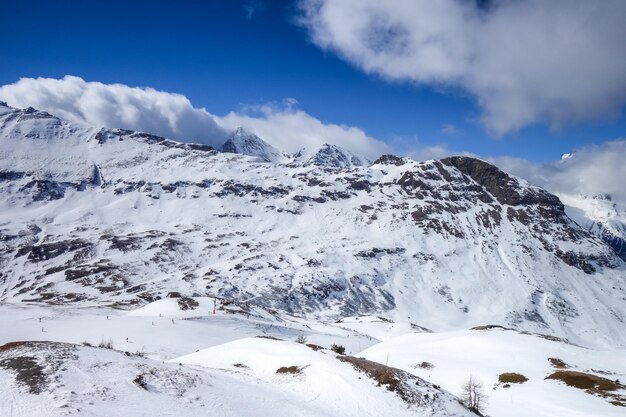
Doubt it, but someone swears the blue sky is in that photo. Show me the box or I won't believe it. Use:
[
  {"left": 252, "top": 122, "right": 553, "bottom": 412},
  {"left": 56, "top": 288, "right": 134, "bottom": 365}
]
[{"left": 1, "top": 0, "right": 625, "bottom": 162}]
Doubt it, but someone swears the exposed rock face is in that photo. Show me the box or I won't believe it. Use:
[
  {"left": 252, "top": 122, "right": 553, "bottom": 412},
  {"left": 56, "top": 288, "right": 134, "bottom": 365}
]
[
  {"left": 442, "top": 156, "right": 563, "bottom": 208},
  {"left": 0, "top": 104, "right": 624, "bottom": 347}
]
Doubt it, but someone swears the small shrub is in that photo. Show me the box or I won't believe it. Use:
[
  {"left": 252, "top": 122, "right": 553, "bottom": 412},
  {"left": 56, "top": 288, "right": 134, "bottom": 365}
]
[
  {"left": 413, "top": 361, "right": 434, "bottom": 370},
  {"left": 498, "top": 373, "right": 529, "bottom": 384},
  {"left": 330, "top": 344, "right": 346, "bottom": 354},
  {"left": 82, "top": 341, "right": 92, "bottom": 347},
  {"left": 98, "top": 338, "right": 113, "bottom": 349},
  {"left": 296, "top": 334, "right": 307, "bottom": 344},
  {"left": 133, "top": 374, "right": 147, "bottom": 389},
  {"left": 233, "top": 363, "right": 249, "bottom": 369},
  {"left": 177, "top": 297, "right": 199, "bottom": 311}
]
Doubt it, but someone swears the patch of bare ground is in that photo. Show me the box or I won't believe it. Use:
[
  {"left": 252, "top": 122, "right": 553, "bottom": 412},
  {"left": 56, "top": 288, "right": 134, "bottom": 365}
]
[
  {"left": 337, "top": 355, "right": 481, "bottom": 414},
  {"left": 0, "top": 341, "right": 76, "bottom": 394}
]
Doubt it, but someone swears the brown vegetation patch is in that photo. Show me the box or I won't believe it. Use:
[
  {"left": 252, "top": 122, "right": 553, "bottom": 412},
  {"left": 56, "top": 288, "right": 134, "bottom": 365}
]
[
  {"left": 306, "top": 343, "right": 324, "bottom": 351},
  {"left": 339, "top": 356, "right": 401, "bottom": 391},
  {"left": 0, "top": 341, "right": 31, "bottom": 352},
  {"left": 498, "top": 373, "right": 528, "bottom": 384},
  {"left": 255, "top": 335, "right": 283, "bottom": 341},
  {"left": 276, "top": 365, "right": 304, "bottom": 375},
  {"left": 548, "top": 357, "right": 568, "bottom": 369},
  {"left": 337, "top": 356, "right": 427, "bottom": 405},
  {"left": 546, "top": 370, "right": 626, "bottom": 405}
]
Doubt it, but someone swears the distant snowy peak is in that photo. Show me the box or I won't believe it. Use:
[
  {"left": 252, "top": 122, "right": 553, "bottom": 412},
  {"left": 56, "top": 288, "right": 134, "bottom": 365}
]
[
  {"left": 559, "top": 192, "right": 626, "bottom": 261},
  {"left": 221, "top": 127, "right": 282, "bottom": 162},
  {"left": 294, "top": 143, "right": 370, "bottom": 168}
]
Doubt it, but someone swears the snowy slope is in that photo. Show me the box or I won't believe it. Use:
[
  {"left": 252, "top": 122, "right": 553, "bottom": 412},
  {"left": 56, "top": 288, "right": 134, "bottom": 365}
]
[{"left": 0, "top": 102, "right": 625, "bottom": 351}]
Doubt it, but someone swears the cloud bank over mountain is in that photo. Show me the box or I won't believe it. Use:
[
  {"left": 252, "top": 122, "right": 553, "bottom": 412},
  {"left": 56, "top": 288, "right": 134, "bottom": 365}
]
[
  {"left": 0, "top": 76, "right": 389, "bottom": 159},
  {"left": 0, "top": 75, "right": 228, "bottom": 146},
  {"left": 298, "top": 0, "right": 626, "bottom": 135}
]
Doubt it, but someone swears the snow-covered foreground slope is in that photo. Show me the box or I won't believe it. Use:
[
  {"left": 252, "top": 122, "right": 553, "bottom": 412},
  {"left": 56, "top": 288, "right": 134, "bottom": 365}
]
[
  {"left": 0, "top": 302, "right": 476, "bottom": 417},
  {"left": 0, "top": 102, "right": 625, "bottom": 349},
  {"left": 360, "top": 328, "right": 626, "bottom": 417},
  {"left": 173, "top": 338, "right": 472, "bottom": 417},
  {"left": 1, "top": 301, "right": 623, "bottom": 417}
]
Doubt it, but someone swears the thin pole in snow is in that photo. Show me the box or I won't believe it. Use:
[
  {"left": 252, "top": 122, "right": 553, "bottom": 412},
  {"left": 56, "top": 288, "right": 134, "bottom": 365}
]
[{"left": 385, "top": 354, "right": 389, "bottom": 366}]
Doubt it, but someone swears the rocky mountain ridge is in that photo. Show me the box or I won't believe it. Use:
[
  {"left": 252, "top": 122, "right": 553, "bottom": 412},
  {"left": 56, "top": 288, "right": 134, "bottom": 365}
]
[{"left": 0, "top": 103, "right": 624, "bottom": 348}]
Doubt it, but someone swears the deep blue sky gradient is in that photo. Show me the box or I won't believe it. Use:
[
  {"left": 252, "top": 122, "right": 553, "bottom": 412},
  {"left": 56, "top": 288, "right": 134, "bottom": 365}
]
[{"left": 2, "top": 0, "right": 624, "bottom": 161}]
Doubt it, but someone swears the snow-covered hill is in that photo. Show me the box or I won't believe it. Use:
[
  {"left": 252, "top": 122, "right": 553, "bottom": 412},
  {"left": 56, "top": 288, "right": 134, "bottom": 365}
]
[{"left": 0, "top": 102, "right": 624, "bottom": 351}]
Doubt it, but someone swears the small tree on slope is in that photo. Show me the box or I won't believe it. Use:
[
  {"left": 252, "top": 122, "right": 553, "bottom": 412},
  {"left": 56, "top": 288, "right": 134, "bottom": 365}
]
[{"left": 462, "top": 375, "right": 487, "bottom": 414}]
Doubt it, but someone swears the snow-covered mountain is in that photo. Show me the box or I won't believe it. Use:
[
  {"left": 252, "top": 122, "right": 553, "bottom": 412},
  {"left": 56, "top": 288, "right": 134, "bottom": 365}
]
[
  {"left": 0, "top": 102, "right": 625, "bottom": 350},
  {"left": 221, "top": 126, "right": 283, "bottom": 162}
]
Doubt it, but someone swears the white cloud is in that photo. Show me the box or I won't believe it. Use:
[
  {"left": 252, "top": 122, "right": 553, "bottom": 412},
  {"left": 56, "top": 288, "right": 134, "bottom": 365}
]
[
  {"left": 0, "top": 76, "right": 390, "bottom": 159},
  {"left": 491, "top": 140, "right": 626, "bottom": 204},
  {"left": 243, "top": 0, "right": 264, "bottom": 20},
  {"left": 405, "top": 145, "right": 460, "bottom": 162},
  {"left": 441, "top": 124, "right": 458, "bottom": 136},
  {"left": 298, "top": 0, "right": 626, "bottom": 136}
]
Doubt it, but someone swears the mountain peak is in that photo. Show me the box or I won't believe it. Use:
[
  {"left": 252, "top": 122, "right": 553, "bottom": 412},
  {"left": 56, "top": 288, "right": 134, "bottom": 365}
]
[
  {"left": 294, "top": 143, "right": 370, "bottom": 168},
  {"left": 221, "top": 127, "right": 282, "bottom": 162}
]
